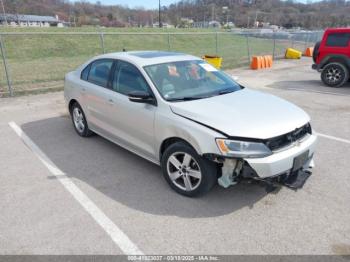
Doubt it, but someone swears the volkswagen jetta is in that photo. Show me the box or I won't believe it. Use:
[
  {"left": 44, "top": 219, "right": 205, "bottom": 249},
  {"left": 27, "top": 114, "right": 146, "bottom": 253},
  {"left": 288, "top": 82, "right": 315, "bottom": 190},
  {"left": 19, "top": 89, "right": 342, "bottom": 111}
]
[{"left": 64, "top": 51, "right": 317, "bottom": 197}]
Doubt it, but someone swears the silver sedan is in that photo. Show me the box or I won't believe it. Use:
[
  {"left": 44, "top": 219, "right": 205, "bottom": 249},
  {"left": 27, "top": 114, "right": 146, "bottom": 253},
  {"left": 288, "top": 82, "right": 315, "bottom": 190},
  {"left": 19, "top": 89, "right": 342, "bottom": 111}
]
[{"left": 64, "top": 51, "right": 317, "bottom": 197}]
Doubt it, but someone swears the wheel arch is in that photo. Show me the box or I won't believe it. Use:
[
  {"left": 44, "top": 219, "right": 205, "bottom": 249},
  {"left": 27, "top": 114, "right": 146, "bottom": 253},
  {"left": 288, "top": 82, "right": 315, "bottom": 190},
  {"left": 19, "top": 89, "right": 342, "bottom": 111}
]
[
  {"left": 68, "top": 99, "right": 78, "bottom": 114},
  {"left": 159, "top": 137, "right": 197, "bottom": 161},
  {"left": 156, "top": 114, "right": 224, "bottom": 163},
  {"left": 320, "top": 55, "right": 350, "bottom": 70}
]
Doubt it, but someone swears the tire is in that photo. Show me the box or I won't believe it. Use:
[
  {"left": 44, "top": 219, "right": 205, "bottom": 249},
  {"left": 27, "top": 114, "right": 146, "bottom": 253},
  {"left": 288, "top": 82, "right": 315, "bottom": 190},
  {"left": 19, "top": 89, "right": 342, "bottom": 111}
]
[
  {"left": 321, "top": 62, "right": 349, "bottom": 88},
  {"left": 313, "top": 41, "right": 321, "bottom": 63},
  {"left": 70, "top": 102, "right": 93, "bottom": 137},
  {"left": 161, "top": 142, "right": 217, "bottom": 197}
]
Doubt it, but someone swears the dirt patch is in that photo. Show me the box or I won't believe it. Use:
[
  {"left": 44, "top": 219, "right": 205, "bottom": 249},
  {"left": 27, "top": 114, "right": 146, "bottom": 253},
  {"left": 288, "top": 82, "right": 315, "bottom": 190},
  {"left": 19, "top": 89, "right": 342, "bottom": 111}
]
[{"left": 332, "top": 243, "right": 350, "bottom": 255}]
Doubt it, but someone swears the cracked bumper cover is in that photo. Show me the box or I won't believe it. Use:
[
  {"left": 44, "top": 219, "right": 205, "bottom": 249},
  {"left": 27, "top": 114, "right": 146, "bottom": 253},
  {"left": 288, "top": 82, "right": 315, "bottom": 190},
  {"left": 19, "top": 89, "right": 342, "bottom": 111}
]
[{"left": 245, "top": 134, "right": 317, "bottom": 178}]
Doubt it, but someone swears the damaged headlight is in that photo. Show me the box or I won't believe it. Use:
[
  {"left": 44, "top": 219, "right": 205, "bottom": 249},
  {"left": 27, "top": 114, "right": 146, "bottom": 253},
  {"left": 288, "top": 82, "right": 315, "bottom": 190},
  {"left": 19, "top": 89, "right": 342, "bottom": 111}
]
[{"left": 216, "top": 138, "right": 272, "bottom": 158}]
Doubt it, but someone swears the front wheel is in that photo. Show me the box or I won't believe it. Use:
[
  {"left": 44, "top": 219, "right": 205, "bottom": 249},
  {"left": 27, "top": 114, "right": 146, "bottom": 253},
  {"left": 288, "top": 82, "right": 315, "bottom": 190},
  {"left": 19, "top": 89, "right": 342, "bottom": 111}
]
[
  {"left": 321, "top": 62, "right": 349, "bottom": 88},
  {"left": 161, "top": 142, "right": 218, "bottom": 197}
]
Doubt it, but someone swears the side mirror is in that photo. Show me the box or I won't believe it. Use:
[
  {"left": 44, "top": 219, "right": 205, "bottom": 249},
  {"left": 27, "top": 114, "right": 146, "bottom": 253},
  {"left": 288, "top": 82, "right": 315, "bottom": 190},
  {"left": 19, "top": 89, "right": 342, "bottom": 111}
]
[{"left": 128, "top": 90, "right": 155, "bottom": 105}]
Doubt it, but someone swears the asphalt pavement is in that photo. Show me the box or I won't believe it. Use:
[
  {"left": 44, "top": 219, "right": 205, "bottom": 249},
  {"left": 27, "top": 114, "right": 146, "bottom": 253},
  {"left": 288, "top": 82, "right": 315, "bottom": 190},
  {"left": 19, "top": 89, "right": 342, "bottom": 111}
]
[{"left": 0, "top": 57, "right": 349, "bottom": 255}]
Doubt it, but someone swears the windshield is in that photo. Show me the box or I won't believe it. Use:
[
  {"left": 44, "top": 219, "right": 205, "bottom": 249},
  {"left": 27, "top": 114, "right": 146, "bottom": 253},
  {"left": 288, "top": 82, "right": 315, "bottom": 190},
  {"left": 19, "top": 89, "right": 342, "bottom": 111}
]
[{"left": 144, "top": 60, "right": 241, "bottom": 101}]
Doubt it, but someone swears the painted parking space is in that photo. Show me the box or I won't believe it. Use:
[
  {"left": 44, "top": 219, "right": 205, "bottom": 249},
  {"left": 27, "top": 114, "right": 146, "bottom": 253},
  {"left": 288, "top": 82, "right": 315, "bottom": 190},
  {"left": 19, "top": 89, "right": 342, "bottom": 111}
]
[{"left": 1, "top": 58, "right": 350, "bottom": 255}]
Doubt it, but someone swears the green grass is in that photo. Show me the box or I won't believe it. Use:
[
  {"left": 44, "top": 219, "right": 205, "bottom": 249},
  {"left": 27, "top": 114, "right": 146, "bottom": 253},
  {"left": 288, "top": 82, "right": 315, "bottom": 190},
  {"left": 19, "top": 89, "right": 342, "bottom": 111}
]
[{"left": 0, "top": 27, "right": 291, "bottom": 96}]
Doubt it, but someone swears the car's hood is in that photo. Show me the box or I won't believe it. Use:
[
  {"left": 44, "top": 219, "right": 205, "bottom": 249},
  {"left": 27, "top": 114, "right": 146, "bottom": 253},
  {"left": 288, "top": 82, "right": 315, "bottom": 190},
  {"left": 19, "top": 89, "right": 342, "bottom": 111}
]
[{"left": 170, "top": 88, "right": 310, "bottom": 139}]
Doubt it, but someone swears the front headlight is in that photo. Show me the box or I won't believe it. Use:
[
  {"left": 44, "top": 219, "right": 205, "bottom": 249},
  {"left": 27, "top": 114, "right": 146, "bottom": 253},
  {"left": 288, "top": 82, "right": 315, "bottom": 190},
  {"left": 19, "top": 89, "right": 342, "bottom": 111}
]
[{"left": 216, "top": 138, "right": 272, "bottom": 158}]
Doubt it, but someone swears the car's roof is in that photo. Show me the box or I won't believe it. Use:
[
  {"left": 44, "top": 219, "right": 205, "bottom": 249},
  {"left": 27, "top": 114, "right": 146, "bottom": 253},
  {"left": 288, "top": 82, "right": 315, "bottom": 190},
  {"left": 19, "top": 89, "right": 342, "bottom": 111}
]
[
  {"left": 93, "top": 51, "right": 202, "bottom": 67},
  {"left": 325, "top": 27, "right": 350, "bottom": 33}
]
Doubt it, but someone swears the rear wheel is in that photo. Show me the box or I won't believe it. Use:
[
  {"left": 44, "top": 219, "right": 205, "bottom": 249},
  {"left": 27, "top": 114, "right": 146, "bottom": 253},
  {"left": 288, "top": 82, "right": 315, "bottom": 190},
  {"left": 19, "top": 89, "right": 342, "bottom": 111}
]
[
  {"left": 161, "top": 142, "right": 217, "bottom": 197},
  {"left": 321, "top": 62, "right": 349, "bottom": 88},
  {"left": 70, "top": 102, "right": 93, "bottom": 137}
]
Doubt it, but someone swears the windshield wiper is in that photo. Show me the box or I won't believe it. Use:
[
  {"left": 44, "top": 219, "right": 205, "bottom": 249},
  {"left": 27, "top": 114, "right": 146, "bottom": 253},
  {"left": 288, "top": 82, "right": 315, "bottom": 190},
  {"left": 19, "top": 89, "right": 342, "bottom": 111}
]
[
  {"left": 218, "top": 89, "right": 235, "bottom": 95},
  {"left": 167, "top": 96, "right": 211, "bottom": 102}
]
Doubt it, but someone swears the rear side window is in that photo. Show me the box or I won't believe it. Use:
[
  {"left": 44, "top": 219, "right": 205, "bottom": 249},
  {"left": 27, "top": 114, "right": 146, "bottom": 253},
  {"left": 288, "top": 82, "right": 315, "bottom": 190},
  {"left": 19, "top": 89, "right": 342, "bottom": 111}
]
[
  {"left": 326, "top": 33, "right": 350, "bottom": 47},
  {"left": 81, "top": 64, "right": 90, "bottom": 81},
  {"left": 87, "top": 59, "right": 114, "bottom": 87}
]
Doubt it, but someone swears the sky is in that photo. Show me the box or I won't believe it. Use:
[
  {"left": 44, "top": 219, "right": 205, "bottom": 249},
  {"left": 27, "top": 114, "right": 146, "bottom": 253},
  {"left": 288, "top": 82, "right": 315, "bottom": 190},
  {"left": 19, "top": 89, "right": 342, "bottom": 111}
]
[{"left": 72, "top": 0, "right": 320, "bottom": 9}]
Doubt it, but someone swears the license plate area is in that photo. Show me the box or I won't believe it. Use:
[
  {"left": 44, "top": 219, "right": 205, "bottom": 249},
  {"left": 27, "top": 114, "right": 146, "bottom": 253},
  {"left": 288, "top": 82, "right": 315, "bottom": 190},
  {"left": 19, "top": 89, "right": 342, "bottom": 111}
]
[{"left": 292, "top": 150, "right": 309, "bottom": 172}]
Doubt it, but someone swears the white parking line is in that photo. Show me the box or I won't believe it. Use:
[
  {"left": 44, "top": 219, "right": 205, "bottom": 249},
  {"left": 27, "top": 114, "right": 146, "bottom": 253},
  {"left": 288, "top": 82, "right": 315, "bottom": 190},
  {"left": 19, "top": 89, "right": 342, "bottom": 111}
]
[
  {"left": 8, "top": 121, "right": 143, "bottom": 255},
  {"left": 316, "top": 132, "right": 350, "bottom": 145}
]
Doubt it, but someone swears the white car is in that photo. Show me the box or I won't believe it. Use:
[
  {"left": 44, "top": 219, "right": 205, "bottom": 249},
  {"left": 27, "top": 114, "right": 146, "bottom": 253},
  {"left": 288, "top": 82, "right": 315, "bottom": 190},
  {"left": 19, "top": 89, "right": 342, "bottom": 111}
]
[{"left": 64, "top": 51, "right": 317, "bottom": 197}]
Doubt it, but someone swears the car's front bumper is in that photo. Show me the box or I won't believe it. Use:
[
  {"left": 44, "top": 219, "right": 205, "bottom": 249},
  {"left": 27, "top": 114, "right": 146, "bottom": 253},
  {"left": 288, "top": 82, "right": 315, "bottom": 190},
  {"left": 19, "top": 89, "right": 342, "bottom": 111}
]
[{"left": 245, "top": 134, "right": 317, "bottom": 178}]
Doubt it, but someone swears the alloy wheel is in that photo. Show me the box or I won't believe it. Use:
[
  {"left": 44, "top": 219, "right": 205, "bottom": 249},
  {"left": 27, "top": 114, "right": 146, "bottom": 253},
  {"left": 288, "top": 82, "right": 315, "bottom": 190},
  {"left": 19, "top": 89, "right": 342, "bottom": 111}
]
[
  {"left": 325, "top": 66, "right": 342, "bottom": 84},
  {"left": 72, "top": 107, "right": 85, "bottom": 133},
  {"left": 166, "top": 152, "right": 202, "bottom": 191}
]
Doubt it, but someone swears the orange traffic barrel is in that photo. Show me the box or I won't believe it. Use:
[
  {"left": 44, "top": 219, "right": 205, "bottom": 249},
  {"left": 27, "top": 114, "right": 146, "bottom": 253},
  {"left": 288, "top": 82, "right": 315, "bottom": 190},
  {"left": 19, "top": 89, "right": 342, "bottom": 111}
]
[
  {"left": 251, "top": 56, "right": 262, "bottom": 70},
  {"left": 261, "top": 56, "right": 267, "bottom": 68},
  {"left": 265, "top": 55, "right": 273, "bottom": 67},
  {"left": 304, "top": 47, "right": 314, "bottom": 57}
]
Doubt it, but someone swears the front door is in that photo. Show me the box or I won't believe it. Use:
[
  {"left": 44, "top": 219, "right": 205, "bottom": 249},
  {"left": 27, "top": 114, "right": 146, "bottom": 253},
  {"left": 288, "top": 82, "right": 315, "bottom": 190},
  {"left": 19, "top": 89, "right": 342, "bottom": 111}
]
[{"left": 106, "top": 60, "right": 157, "bottom": 160}]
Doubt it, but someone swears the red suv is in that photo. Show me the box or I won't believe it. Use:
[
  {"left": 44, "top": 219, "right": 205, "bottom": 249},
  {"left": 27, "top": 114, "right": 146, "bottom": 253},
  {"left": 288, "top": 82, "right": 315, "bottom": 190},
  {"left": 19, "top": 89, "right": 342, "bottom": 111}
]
[{"left": 312, "top": 28, "right": 350, "bottom": 87}]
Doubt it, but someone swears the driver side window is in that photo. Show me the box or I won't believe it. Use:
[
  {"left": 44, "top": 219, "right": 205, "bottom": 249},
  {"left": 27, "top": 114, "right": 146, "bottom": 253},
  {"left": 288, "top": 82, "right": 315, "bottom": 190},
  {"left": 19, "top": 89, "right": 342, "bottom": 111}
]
[{"left": 112, "top": 61, "right": 149, "bottom": 95}]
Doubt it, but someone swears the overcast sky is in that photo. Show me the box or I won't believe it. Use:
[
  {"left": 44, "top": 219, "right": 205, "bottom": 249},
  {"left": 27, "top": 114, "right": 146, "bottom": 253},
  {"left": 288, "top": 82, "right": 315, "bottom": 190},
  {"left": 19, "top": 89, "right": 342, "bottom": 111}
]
[{"left": 71, "top": 0, "right": 320, "bottom": 9}]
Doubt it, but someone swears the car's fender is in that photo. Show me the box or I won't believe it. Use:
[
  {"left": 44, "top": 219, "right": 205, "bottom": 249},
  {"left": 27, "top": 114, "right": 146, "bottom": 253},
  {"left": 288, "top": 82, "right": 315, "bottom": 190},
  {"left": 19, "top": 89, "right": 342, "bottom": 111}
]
[
  {"left": 64, "top": 71, "right": 89, "bottom": 114},
  {"left": 154, "top": 104, "right": 224, "bottom": 162},
  {"left": 318, "top": 54, "right": 350, "bottom": 70}
]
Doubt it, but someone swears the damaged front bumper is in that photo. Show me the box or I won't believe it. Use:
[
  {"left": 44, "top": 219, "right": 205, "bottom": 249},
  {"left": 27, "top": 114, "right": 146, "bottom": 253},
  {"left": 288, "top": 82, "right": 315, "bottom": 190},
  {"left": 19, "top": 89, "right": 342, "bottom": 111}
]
[
  {"left": 217, "top": 134, "right": 317, "bottom": 190},
  {"left": 246, "top": 134, "right": 317, "bottom": 178}
]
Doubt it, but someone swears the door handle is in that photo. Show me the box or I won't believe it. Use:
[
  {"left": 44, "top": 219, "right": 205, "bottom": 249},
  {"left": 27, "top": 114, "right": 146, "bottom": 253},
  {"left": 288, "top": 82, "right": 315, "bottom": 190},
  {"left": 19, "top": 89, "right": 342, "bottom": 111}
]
[
  {"left": 107, "top": 98, "right": 114, "bottom": 105},
  {"left": 81, "top": 87, "right": 86, "bottom": 92}
]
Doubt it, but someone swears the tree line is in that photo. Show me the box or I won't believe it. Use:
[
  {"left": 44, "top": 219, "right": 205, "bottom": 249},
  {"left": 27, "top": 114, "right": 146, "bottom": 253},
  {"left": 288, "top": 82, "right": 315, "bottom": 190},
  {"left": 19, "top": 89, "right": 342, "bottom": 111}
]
[{"left": 2, "top": 0, "right": 350, "bottom": 29}]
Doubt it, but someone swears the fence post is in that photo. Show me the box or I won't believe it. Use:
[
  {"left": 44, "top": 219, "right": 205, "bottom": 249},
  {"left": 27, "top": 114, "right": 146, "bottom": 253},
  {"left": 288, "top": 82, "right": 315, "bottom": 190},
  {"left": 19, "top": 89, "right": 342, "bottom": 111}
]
[
  {"left": 215, "top": 31, "right": 218, "bottom": 55},
  {"left": 167, "top": 33, "right": 171, "bottom": 51},
  {"left": 304, "top": 33, "right": 310, "bottom": 50},
  {"left": 272, "top": 33, "right": 276, "bottom": 60},
  {"left": 99, "top": 32, "right": 105, "bottom": 54},
  {"left": 0, "top": 35, "right": 13, "bottom": 97},
  {"left": 245, "top": 34, "right": 251, "bottom": 64}
]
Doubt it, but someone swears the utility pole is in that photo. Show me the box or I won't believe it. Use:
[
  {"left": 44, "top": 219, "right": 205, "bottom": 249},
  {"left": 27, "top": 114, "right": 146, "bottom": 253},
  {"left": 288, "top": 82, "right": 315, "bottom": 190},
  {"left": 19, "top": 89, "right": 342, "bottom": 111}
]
[
  {"left": 158, "top": 0, "right": 162, "bottom": 28},
  {"left": 254, "top": 10, "right": 259, "bottom": 28},
  {"left": 211, "top": 4, "right": 215, "bottom": 21},
  {"left": 0, "top": 0, "right": 7, "bottom": 26},
  {"left": 222, "top": 6, "right": 229, "bottom": 25}
]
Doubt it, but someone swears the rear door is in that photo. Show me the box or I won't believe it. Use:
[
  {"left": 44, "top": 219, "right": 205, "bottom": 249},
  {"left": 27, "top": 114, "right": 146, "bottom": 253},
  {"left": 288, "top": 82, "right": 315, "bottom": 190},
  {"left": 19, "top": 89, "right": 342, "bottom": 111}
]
[{"left": 81, "top": 58, "right": 115, "bottom": 131}]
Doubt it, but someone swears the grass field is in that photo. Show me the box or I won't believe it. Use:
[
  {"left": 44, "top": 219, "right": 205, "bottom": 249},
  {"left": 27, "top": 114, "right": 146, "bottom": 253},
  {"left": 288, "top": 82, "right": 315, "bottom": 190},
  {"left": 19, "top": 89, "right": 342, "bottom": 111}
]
[{"left": 0, "top": 27, "right": 300, "bottom": 96}]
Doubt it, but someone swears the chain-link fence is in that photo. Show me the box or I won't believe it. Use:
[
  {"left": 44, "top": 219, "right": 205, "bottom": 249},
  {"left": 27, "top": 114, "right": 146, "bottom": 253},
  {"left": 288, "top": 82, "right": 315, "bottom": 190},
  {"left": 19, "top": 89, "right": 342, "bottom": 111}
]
[{"left": 0, "top": 30, "right": 323, "bottom": 97}]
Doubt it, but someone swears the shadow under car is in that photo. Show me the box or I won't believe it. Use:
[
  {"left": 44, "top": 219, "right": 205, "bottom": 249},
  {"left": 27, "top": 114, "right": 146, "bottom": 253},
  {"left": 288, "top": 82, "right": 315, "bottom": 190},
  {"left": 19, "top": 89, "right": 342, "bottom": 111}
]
[{"left": 21, "top": 116, "right": 268, "bottom": 218}]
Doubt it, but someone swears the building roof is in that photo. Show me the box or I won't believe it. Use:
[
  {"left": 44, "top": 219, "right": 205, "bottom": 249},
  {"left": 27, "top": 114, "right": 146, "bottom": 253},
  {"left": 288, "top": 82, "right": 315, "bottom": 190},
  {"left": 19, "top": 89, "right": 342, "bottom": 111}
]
[{"left": 0, "top": 14, "right": 60, "bottom": 23}]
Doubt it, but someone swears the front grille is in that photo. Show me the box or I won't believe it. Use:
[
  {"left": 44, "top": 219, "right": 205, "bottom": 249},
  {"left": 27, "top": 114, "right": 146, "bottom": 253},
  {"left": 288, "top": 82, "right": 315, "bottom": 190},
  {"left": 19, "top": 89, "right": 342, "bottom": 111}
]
[{"left": 265, "top": 123, "right": 312, "bottom": 151}]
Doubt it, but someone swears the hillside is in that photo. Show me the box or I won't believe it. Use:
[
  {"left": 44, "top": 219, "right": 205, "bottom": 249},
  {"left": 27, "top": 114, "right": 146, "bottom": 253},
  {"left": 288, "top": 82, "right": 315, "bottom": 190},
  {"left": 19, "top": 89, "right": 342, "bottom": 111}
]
[{"left": 1, "top": 0, "right": 350, "bottom": 29}]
